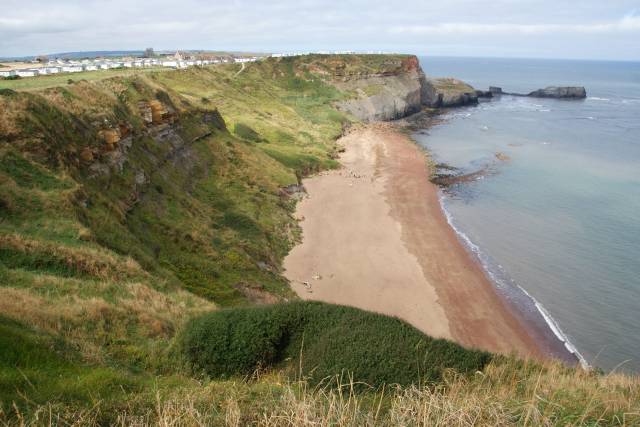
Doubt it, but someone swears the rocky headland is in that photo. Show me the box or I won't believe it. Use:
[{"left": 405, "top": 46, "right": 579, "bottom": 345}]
[{"left": 333, "top": 57, "right": 479, "bottom": 121}]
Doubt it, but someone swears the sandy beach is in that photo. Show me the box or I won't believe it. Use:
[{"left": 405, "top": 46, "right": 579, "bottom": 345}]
[{"left": 284, "top": 124, "right": 542, "bottom": 358}]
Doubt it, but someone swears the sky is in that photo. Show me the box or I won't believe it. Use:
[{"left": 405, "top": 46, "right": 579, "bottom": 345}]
[{"left": 1, "top": 0, "right": 640, "bottom": 60}]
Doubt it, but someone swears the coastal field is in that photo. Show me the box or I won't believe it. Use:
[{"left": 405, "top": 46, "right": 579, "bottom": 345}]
[
  {"left": 0, "top": 66, "right": 174, "bottom": 91},
  {"left": 1, "top": 54, "right": 639, "bottom": 424}
]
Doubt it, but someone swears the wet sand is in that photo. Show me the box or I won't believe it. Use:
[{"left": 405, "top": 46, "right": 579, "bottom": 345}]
[{"left": 283, "top": 124, "right": 542, "bottom": 358}]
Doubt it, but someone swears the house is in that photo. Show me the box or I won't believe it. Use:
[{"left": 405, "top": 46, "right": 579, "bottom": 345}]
[
  {"left": 161, "top": 60, "right": 178, "bottom": 68},
  {"left": 61, "top": 66, "right": 83, "bottom": 73},
  {"left": 174, "top": 51, "right": 184, "bottom": 61},
  {"left": 0, "top": 70, "right": 16, "bottom": 77},
  {"left": 16, "top": 69, "right": 39, "bottom": 77},
  {"left": 84, "top": 65, "right": 98, "bottom": 71},
  {"left": 123, "top": 61, "right": 133, "bottom": 68}
]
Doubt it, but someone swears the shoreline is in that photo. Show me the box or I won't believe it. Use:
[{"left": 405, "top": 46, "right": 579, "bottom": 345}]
[
  {"left": 436, "top": 189, "right": 584, "bottom": 366},
  {"left": 284, "top": 123, "right": 550, "bottom": 359}
]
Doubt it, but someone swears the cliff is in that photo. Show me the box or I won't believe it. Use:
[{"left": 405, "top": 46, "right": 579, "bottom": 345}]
[
  {"left": 326, "top": 55, "right": 477, "bottom": 121},
  {"left": 0, "top": 56, "right": 483, "bottom": 400},
  {"left": 423, "top": 77, "right": 479, "bottom": 107},
  {"left": 331, "top": 55, "right": 426, "bottom": 121}
]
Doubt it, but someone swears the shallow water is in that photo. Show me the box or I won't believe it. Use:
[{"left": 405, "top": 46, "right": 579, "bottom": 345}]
[{"left": 414, "top": 56, "right": 640, "bottom": 372}]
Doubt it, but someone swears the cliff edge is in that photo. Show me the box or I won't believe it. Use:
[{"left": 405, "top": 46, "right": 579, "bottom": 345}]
[{"left": 327, "top": 55, "right": 477, "bottom": 121}]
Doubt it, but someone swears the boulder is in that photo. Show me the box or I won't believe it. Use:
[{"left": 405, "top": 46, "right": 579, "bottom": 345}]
[{"left": 527, "top": 86, "right": 586, "bottom": 99}]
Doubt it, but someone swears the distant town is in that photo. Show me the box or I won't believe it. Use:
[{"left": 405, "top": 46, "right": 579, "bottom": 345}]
[{"left": 0, "top": 49, "right": 393, "bottom": 79}]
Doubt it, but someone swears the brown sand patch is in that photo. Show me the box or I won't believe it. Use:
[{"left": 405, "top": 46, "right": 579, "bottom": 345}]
[{"left": 284, "top": 124, "right": 541, "bottom": 358}]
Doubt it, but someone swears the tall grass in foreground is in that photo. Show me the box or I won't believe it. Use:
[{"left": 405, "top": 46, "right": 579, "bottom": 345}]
[{"left": 3, "top": 358, "right": 638, "bottom": 426}]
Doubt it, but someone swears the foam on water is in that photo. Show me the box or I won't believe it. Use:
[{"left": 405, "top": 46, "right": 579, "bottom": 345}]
[
  {"left": 437, "top": 190, "right": 589, "bottom": 369},
  {"left": 418, "top": 56, "right": 640, "bottom": 373}
]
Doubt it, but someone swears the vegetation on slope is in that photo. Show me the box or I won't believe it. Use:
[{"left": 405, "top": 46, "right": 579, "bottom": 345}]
[
  {"left": 181, "top": 301, "right": 491, "bottom": 387},
  {"left": 1, "top": 56, "right": 639, "bottom": 425}
]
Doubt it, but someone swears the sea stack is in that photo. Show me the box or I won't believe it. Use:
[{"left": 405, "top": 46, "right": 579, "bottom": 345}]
[{"left": 527, "top": 86, "right": 587, "bottom": 99}]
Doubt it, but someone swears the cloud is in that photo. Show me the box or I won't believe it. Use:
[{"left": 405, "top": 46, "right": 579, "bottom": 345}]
[
  {"left": 0, "top": 1, "right": 638, "bottom": 60},
  {"left": 388, "top": 13, "right": 640, "bottom": 36},
  {"left": 0, "top": 17, "right": 76, "bottom": 34}
]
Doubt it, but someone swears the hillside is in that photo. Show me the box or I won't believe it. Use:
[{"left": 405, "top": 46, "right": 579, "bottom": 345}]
[{"left": 1, "top": 55, "right": 638, "bottom": 425}]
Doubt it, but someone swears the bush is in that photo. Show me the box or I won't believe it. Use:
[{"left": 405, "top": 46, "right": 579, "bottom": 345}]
[
  {"left": 233, "top": 123, "right": 263, "bottom": 142},
  {"left": 180, "top": 302, "right": 492, "bottom": 387},
  {"left": 0, "top": 88, "right": 17, "bottom": 96}
]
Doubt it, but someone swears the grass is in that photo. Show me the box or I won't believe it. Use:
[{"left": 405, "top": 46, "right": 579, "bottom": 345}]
[
  {"left": 0, "top": 67, "right": 174, "bottom": 91},
  {"left": 0, "top": 316, "right": 145, "bottom": 421},
  {"left": 2, "top": 357, "right": 638, "bottom": 425},
  {"left": 0, "top": 56, "right": 359, "bottom": 383},
  {"left": 181, "top": 302, "right": 492, "bottom": 388},
  {"left": 430, "top": 77, "right": 476, "bottom": 95}
]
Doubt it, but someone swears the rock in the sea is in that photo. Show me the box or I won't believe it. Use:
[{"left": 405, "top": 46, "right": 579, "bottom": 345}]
[
  {"left": 527, "top": 86, "right": 586, "bottom": 99},
  {"left": 425, "top": 78, "right": 478, "bottom": 108},
  {"left": 489, "top": 86, "right": 503, "bottom": 95},
  {"left": 475, "top": 89, "right": 493, "bottom": 98}
]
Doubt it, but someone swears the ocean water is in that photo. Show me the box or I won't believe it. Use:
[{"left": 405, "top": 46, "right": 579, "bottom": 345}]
[{"left": 414, "top": 56, "right": 640, "bottom": 373}]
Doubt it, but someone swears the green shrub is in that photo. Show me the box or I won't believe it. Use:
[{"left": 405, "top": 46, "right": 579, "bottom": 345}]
[
  {"left": 234, "top": 123, "right": 263, "bottom": 142},
  {"left": 181, "top": 302, "right": 492, "bottom": 387}
]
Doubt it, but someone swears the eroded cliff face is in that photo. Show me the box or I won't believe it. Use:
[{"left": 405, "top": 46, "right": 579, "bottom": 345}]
[
  {"left": 424, "top": 78, "right": 479, "bottom": 108},
  {"left": 332, "top": 56, "right": 427, "bottom": 121},
  {"left": 331, "top": 56, "right": 476, "bottom": 121}
]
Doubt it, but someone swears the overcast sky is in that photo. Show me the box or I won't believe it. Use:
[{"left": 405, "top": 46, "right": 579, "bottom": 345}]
[{"left": 1, "top": 0, "right": 640, "bottom": 60}]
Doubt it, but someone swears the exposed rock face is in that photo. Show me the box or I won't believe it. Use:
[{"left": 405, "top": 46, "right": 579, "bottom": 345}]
[
  {"left": 333, "top": 56, "right": 477, "bottom": 122},
  {"left": 475, "top": 90, "right": 493, "bottom": 98},
  {"left": 527, "top": 86, "right": 586, "bottom": 99},
  {"left": 423, "top": 78, "right": 479, "bottom": 108},
  {"left": 335, "top": 73, "right": 423, "bottom": 121},
  {"left": 334, "top": 58, "right": 425, "bottom": 121}
]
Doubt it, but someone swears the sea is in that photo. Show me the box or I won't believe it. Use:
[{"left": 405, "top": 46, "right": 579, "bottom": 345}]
[{"left": 414, "top": 56, "right": 640, "bottom": 373}]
